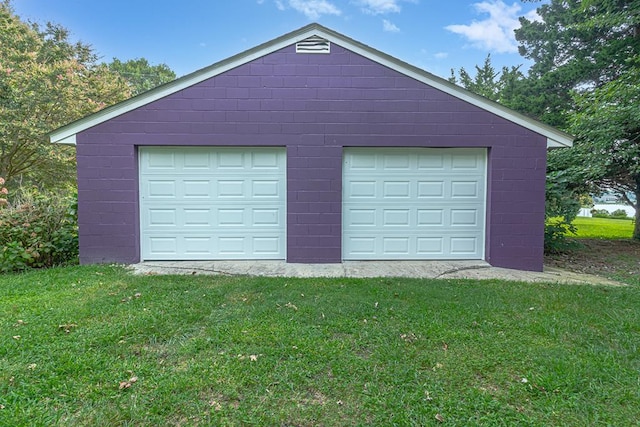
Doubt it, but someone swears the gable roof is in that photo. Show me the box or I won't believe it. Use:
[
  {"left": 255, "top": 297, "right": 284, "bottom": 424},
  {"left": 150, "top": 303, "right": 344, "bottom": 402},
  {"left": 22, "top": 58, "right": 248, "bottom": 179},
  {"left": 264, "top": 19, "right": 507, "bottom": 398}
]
[{"left": 50, "top": 23, "right": 573, "bottom": 148}]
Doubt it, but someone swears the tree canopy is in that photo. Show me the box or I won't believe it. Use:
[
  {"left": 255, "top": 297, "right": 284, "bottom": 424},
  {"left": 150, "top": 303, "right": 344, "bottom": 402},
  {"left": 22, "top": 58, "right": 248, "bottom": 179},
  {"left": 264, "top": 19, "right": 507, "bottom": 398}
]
[
  {"left": 448, "top": 54, "right": 525, "bottom": 104},
  {"left": 106, "top": 58, "right": 176, "bottom": 96},
  {"left": 516, "top": 0, "right": 640, "bottom": 239},
  {"left": 515, "top": 0, "right": 640, "bottom": 128},
  {"left": 454, "top": 0, "right": 640, "bottom": 242},
  {"left": 566, "top": 58, "right": 640, "bottom": 236},
  {"left": 0, "top": 1, "right": 130, "bottom": 190}
]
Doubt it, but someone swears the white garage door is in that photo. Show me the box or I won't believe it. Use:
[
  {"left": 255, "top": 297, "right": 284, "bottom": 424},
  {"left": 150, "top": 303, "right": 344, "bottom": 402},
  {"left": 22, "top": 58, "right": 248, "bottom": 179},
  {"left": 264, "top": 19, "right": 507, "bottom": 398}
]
[
  {"left": 343, "top": 148, "right": 486, "bottom": 260},
  {"left": 139, "top": 147, "right": 286, "bottom": 260}
]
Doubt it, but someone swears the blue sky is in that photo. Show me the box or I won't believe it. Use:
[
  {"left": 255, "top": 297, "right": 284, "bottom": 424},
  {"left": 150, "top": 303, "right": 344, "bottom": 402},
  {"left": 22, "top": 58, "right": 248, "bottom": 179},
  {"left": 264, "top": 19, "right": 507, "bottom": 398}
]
[{"left": 12, "top": 0, "right": 545, "bottom": 79}]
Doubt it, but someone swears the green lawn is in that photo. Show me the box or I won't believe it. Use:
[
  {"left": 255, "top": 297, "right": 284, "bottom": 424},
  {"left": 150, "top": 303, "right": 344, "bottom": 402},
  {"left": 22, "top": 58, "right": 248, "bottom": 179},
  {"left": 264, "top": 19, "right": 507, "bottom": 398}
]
[
  {"left": 571, "top": 216, "right": 635, "bottom": 239},
  {"left": 1, "top": 266, "right": 639, "bottom": 426}
]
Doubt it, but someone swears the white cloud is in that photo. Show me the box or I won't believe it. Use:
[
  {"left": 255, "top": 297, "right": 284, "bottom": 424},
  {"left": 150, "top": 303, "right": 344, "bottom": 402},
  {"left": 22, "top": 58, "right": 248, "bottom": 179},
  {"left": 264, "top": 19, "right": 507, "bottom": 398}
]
[
  {"left": 445, "top": 0, "right": 536, "bottom": 54},
  {"left": 523, "top": 8, "right": 542, "bottom": 23},
  {"left": 382, "top": 19, "right": 400, "bottom": 32},
  {"left": 355, "top": 0, "right": 416, "bottom": 15},
  {"left": 434, "top": 52, "right": 448, "bottom": 59},
  {"left": 286, "top": 0, "right": 342, "bottom": 19}
]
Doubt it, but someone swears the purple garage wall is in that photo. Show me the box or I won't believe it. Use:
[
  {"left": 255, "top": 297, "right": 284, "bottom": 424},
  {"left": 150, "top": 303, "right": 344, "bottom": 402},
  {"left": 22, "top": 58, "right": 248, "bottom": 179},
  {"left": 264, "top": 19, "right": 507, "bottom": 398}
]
[{"left": 76, "top": 43, "right": 547, "bottom": 271}]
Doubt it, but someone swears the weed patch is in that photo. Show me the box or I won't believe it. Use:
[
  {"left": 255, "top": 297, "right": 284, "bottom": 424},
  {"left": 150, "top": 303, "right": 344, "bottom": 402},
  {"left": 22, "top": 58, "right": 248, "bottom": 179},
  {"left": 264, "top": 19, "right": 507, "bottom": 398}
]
[{"left": 0, "top": 191, "right": 78, "bottom": 272}]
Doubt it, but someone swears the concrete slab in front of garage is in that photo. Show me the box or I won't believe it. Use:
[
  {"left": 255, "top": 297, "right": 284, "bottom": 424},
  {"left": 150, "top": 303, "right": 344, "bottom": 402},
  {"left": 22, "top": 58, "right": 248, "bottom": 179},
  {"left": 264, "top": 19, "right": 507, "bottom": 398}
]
[{"left": 129, "top": 260, "right": 624, "bottom": 286}]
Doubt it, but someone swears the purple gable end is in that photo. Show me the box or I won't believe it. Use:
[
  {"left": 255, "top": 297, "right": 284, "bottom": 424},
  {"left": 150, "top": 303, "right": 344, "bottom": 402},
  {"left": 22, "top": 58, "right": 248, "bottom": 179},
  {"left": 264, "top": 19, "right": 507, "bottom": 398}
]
[{"left": 76, "top": 43, "right": 547, "bottom": 271}]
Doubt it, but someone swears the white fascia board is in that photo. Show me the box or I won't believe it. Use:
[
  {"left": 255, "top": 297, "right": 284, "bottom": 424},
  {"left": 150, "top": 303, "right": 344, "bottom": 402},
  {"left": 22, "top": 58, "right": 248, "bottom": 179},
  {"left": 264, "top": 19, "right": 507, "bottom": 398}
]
[
  {"left": 547, "top": 138, "right": 568, "bottom": 148},
  {"left": 50, "top": 24, "right": 573, "bottom": 149},
  {"left": 56, "top": 134, "right": 76, "bottom": 145}
]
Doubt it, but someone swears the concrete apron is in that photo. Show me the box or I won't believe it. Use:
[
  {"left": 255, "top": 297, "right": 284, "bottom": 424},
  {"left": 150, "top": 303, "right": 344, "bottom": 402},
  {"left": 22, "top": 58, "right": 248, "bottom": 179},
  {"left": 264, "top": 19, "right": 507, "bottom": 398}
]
[{"left": 130, "top": 260, "right": 624, "bottom": 286}]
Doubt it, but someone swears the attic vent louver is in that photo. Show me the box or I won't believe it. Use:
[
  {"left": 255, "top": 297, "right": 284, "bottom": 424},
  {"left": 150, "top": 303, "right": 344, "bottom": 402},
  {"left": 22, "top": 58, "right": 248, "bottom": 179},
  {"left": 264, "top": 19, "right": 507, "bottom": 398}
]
[{"left": 296, "top": 36, "right": 330, "bottom": 54}]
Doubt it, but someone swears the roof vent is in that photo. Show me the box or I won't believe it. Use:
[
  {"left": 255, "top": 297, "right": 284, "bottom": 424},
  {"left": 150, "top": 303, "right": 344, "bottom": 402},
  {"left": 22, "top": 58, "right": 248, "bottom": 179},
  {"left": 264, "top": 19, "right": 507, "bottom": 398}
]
[{"left": 296, "top": 36, "right": 330, "bottom": 54}]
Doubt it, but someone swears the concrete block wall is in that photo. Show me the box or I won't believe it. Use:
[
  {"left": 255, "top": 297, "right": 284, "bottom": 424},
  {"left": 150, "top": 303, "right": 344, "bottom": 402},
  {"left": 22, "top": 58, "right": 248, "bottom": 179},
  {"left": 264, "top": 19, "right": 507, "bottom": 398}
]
[{"left": 77, "top": 43, "right": 547, "bottom": 270}]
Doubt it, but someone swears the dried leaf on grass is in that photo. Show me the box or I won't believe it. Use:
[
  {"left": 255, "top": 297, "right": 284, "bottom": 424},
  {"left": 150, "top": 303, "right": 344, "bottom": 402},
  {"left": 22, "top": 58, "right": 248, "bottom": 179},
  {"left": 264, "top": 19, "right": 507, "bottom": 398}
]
[
  {"left": 119, "top": 376, "right": 138, "bottom": 390},
  {"left": 206, "top": 393, "right": 240, "bottom": 411},
  {"left": 237, "top": 354, "right": 261, "bottom": 361},
  {"left": 400, "top": 332, "right": 418, "bottom": 343},
  {"left": 58, "top": 323, "right": 78, "bottom": 333},
  {"left": 121, "top": 293, "right": 142, "bottom": 303}
]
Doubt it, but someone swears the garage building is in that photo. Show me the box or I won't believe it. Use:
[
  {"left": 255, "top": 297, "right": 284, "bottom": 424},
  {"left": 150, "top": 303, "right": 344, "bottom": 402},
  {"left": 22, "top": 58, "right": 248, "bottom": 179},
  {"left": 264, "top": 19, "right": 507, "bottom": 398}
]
[{"left": 50, "top": 24, "right": 572, "bottom": 271}]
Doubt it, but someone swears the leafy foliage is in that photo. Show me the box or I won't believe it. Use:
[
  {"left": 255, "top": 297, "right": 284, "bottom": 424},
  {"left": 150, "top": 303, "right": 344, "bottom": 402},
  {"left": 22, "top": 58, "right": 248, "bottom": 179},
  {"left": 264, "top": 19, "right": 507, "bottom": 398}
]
[
  {"left": 544, "top": 173, "right": 581, "bottom": 253},
  {"left": 449, "top": 54, "right": 525, "bottom": 104},
  {"left": 590, "top": 209, "right": 611, "bottom": 218},
  {"left": 588, "top": 208, "right": 629, "bottom": 220},
  {"left": 106, "top": 57, "right": 176, "bottom": 96},
  {"left": 516, "top": 0, "right": 640, "bottom": 128},
  {"left": 516, "top": 0, "right": 640, "bottom": 241},
  {"left": 610, "top": 209, "right": 630, "bottom": 219},
  {"left": 0, "top": 189, "right": 78, "bottom": 272},
  {"left": 0, "top": 1, "right": 130, "bottom": 189},
  {"left": 568, "top": 59, "right": 640, "bottom": 237}
]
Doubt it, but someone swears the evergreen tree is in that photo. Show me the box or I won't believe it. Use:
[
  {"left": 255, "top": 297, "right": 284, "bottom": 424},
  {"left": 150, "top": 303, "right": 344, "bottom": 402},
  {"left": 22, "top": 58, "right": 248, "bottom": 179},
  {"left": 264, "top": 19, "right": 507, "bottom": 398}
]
[{"left": 517, "top": 0, "right": 640, "bottom": 239}]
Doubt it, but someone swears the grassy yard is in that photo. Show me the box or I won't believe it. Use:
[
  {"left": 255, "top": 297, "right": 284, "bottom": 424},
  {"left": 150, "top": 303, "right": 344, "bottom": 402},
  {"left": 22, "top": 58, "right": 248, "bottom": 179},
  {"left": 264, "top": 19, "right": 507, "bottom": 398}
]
[
  {"left": 1, "top": 266, "right": 639, "bottom": 426},
  {"left": 571, "top": 216, "right": 635, "bottom": 239}
]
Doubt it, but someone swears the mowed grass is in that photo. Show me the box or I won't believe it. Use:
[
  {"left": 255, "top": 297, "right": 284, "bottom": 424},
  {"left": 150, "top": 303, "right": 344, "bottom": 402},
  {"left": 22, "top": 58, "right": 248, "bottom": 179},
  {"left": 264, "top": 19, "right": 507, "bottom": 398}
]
[
  {"left": 1, "top": 266, "right": 639, "bottom": 426},
  {"left": 572, "top": 216, "right": 635, "bottom": 239}
]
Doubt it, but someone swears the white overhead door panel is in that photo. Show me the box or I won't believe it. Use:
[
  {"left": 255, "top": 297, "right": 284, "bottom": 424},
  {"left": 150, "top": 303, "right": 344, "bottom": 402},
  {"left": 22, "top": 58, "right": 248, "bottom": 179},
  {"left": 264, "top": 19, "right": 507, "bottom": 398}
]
[
  {"left": 343, "top": 148, "right": 486, "bottom": 260},
  {"left": 139, "top": 147, "right": 286, "bottom": 260}
]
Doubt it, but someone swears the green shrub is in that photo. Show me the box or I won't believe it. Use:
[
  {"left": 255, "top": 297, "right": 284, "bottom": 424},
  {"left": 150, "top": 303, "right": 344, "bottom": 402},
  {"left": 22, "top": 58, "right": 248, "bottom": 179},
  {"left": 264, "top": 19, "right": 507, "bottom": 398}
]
[
  {"left": 591, "top": 209, "right": 610, "bottom": 218},
  {"left": 610, "top": 209, "right": 629, "bottom": 219},
  {"left": 544, "top": 219, "right": 580, "bottom": 253},
  {"left": 0, "top": 190, "right": 78, "bottom": 273},
  {"left": 544, "top": 176, "right": 580, "bottom": 254}
]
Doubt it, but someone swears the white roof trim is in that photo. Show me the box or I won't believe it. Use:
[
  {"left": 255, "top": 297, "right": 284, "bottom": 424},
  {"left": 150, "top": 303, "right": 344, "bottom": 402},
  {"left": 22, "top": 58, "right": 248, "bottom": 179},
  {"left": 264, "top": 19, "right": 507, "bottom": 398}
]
[
  {"left": 56, "top": 134, "right": 76, "bottom": 145},
  {"left": 50, "top": 24, "right": 573, "bottom": 148},
  {"left": 547, "top": 138, "right": 568, "bottom": 148}
]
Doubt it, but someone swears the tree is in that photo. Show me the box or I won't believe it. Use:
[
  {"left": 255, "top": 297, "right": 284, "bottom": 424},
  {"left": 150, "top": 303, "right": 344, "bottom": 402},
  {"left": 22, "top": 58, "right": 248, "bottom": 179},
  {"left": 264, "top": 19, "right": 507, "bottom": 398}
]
[
  {"left": 565, "top": 59, "right": 640, "bottom": 237},
  {"left": 449, "top": 55, "right": 540, "bottom": 126},
  {"left": 449, "top": 54, "right": 583, "bottom": 251},
  {"left": 516, "top": 0, "right": 640, "bottom": 128},
  {"left": 516, "top": 0, "right": 640, "bottom": 240},
  {"left": 0, "top": 1, "right": 130, "bottom": 190},
  {"left": 449, "top": 54, "right": 525, "bottom": 104},
  {"left": 106, "top": 58, "right": 176, "bottom": 96}
]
